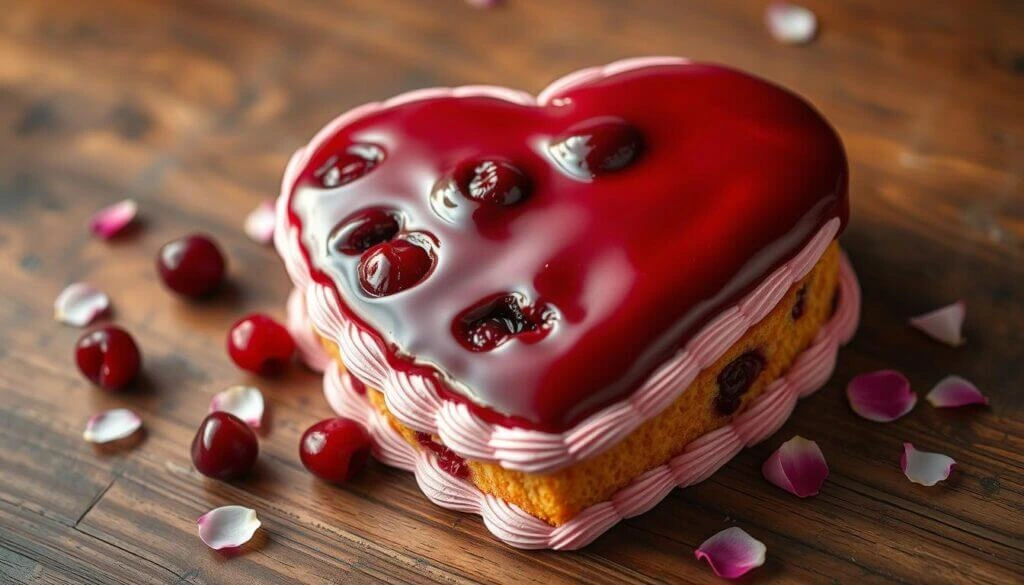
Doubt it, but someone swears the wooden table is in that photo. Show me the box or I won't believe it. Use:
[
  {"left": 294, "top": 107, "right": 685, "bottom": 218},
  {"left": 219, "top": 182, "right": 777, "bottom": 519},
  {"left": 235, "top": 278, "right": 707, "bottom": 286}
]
[{"left": 1, "top": 1, "right": 1021, "bottom": 583}]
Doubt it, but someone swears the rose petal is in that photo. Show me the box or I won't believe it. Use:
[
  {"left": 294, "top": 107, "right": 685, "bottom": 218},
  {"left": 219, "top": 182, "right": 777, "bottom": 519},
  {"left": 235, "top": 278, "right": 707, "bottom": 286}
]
[
  {"left": 901, "top": 443, "right": 955, "bottom": 486},
  {"left": 83, "top": 408, "right": 142, "bottom": 444},
  {"left": 925, "top": 375, "right": 989, "bottom": 408},
  {"left": 209, "top": 385, "right": 265, "bottom": 428},
  {"left": 846, "top": 370, "right": 917, "bottom": 422},
  {"left": 467, "top": 0, "right": 502, "bottom": 7},
  {"left": 54, "top": 282, "right": 110, "bottom": 327},
  {"left": 89, "top": 199, "right": 137, "bottom": 240},
  {"left": 196, "top": 505, "right": 261, "bottom": 550},
  {"left": 695, "top": 527, "right": 766, "bottom": 579},
  {"left": 244, "top": 201, "right": 276, "bottom": 245},
  {"left": 762, "top": 436, "right": 828, "bottom": 497},
  {"left": 765, "top": 2, "right": 818, "bottom": 45},
  {"left": 909, "top": 301, "right": 965, "bottom": 346}
]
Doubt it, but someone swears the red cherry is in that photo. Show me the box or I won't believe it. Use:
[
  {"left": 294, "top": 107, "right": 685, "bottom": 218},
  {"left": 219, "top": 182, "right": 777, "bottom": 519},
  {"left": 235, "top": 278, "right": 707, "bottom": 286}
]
[
  {"left": 314, "top": 144, "right": 385, "bottom": 188},
  {"left": 415, "top": 432, "right": 470, "bottom": 479},
  {"left": 357, "top": 239, "right": 433, "bottom": 297},
  {"left": 191, "top": 412, "right": 258, "bottom": 480},
  {"left": 227, "top": 313, "right": 296, "bottom": 375},
  {"left": 550, "top": 117, "right": 643, "bottom": 178},
  {"left": 330, "top": 208, "right": 401, "bottom": 255},
  {"left": 455, "top": 159, "right": 530, "bottom": 206},
  {"left": 156, "top": 234, "right": 226, "bottom": 298},
  {"left": 299, "top": 418, "right": 372, "bottom": 483},
  {"left": 74, "top": 326, "right": 141, "bottom": 391}
]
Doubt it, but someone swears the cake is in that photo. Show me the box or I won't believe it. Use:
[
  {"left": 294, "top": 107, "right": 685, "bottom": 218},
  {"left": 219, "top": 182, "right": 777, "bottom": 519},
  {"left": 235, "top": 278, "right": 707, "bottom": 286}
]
[{"left": 276, "top": 57, "right": 860, "bottom": 550}]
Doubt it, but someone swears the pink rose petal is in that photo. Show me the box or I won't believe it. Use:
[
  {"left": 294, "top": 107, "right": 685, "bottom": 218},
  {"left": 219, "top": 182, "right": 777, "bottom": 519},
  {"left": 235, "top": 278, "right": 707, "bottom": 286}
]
[
  {"left": 909, "top": 301, "right": 965, "bottom": 346},
  {"left": 467, "top": 0, "right": 503, "bottom": 7},
  {"left": 925, "top": 375, "right": 989, "bottom": 408},
  {"left": 762, "top": 436, "right": 829, "bottom": 498},
  {"left": 901, "top": 443, "right": 955, "bottom": 486},
  {"left": 83, "top": 408, "right": 142, "bottom": 444},
  {"left": 695, "top": 527, "right": 766, "bottom": 579},
  {"left": 196, "top": 505, "right": 261, "bottom": 550},
  {"left": 244, "top": 201, "right": 276, "bottom": 245},
  {"left": 54, "top": 282, "right": 110, "bottom": 327},
  {"left": 765, "top": 2, "right": 818, "bottom": 45},
  {"left": 846, "top": 370, "right": 917, "bottom": 422},
  {"left": 89, "top": 199, "right": 138, "bottom": 240},
  {"left": 209, "top": 385, "right": 265, "bottom": 428}
]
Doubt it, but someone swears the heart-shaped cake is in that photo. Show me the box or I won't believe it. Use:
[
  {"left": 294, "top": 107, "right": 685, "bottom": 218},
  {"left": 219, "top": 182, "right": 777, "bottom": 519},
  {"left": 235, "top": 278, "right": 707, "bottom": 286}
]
[{"left": 277, "top": 57, "right": 859, "bottom": 549}]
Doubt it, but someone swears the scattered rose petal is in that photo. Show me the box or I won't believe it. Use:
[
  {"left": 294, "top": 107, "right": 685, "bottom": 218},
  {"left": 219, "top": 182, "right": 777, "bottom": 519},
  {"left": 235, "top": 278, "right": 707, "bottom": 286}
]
[
  {"left": 901, "top": 443, "right": 955, "bottom": 486},
  {"left": 846, "top": 370, "right": 917, "bottom": 422},
  {"left": 467, "top": 0, "right": 502, "bottom": 7},
  {"left": 765, "top": 2, "right": 818, "bottom": 45},
  {"left": 695, "top": 527, "right": 766, "bottom": 579},
  {"left": 909, "top": 301, "right": 965, "bottom": 346},
  {"left": 244, "top": 201, "right": 276, "bottom": 245},
  {"left": 209, "top": 385, "right": 265, "bottom": 428},
  {"left": 196, "top": 506, "right": 261, "bottom": 551},
  {"left": 89, "top": 199, "right": 137, "bottom": 240},
  {"left": 762, "top": 436, "right": 829, "bottom": 497},
  {"left": 83, "top": 408, "right": 142, "bottom": 444},
  {"left": 925, "top": 375, "right": 989, "bottom": 408},
  {"left": 54, "top": 282, "right": 110, "bottom": 327}
]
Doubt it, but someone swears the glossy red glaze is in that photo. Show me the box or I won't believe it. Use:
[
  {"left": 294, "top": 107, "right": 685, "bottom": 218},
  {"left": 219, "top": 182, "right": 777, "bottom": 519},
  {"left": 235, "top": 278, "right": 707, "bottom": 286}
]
[
  {"left": 287, "top": 62, "right": 848, "bottom": 431},
  {"left": 299, "top": 418, "right": 372, "bottom": 483},
  {"left": 227, "top": 313, "right": 296, "bottom": 375},
  {"left": 415, "top": 432, "right": 470, "bottom": 479},
  {"left": 190, "top": 412, "right": 258, "bottom": 480},
  {"left": 156, "top": 234, "right": 226, "bottom": 298},
  {"left": 74, "top": 325, "right": 141, "bottom": 391}
]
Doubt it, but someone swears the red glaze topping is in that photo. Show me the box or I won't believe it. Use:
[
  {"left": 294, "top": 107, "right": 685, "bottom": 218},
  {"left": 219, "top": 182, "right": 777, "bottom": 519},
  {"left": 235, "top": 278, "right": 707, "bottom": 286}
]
[{"left": 288, "top": 63, "right": 848, "bottom": 431}]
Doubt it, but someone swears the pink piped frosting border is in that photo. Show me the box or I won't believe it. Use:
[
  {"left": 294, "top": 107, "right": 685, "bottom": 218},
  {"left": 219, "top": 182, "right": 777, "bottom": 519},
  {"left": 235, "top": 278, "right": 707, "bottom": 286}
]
[
  {"left": 275, "top": 57, "right": 848, "bottom": 475},
  {"left": 305, "top": 255, "right": 859, "bottom": 549}
]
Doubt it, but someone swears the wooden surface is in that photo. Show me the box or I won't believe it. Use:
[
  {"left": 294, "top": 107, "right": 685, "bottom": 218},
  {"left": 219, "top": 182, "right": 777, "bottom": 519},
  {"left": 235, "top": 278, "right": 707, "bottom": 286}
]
[{"left": 1, "top": 0, "right": 1022, "bottom": 583}]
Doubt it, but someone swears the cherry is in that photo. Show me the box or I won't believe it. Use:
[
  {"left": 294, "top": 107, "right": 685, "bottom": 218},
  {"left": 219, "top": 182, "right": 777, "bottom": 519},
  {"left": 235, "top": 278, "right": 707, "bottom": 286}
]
[
  {"left": 314, "top": 144, "right": 384, "bottom": 188},
  {"left": 455, "top": 295, "right": 549, "bottom": 352},
  {"left": 191, "top": 412, "right": 258, "bottom": 480},
  {"left": 330, "top": 208, "right": 401, "bottom": 255},
  {"left": 75, "top": 325, "right": 142, "bottom": 391},
  {"left": 227, "top": 313, "right": 296, "bottom": 375},
  {"left": 299, "top": 418, "right": 372, "bottom": 483},
  {"left": 714, "top": 350, "right": 766, "bottom": 415},
  {"left": 550, "top": 117, "right": 643, "bottom": 179},
  {"left": 358, "top": 239, "right": 433, "bottom": 297},
  {"left": 454, "top": 159, "right": 530, "bottom": 206},
  {"left": 156, "top": 234, "right": 226, "bottom": 298},
  {"left": 415, "top": 432, "right": 470, "bottom": 479}
]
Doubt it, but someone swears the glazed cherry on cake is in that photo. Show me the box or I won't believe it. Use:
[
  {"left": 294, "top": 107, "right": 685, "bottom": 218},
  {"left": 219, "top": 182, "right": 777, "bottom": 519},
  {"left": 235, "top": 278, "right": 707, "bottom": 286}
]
[
  {"left": 156, "top": 234, "right": 226, "bottom": 298},
  {"left": 299, "top": 418, "right": 372, "bottom": 483},
  {"left": 191, "top": 411, "right": 258, "bottom": 480},
  {"left": 227, "top": 313, "right": 296, "bottom": 375},
  {"left": 75, "top": 325, "right": 141, "bottom": 391}
]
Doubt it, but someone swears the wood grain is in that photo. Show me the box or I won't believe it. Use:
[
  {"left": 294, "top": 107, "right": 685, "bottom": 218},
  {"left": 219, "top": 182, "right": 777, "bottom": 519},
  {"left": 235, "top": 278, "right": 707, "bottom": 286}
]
[{"left": 1, "top": 0, "right": 1021, "bottom": 583}]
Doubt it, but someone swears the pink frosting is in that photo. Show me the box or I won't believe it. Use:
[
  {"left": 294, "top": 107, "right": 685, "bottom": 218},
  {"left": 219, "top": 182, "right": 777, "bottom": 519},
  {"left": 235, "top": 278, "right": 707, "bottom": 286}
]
[
  {"left": 274, "top": 57, "right": 847, "bottom": 474},
  {"left": 314, "top": 255, "right": 859, "bottom": 549}
]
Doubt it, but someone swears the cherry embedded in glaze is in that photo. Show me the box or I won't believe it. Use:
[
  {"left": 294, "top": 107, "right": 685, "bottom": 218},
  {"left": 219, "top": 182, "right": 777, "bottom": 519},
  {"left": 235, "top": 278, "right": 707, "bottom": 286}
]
[
  {"left": 74, "top": 325, "right": 142, "bottom": 391},
  {"left": 455, "top": 295, "right": 549, "bottom": 352},
  {"left": 549, "top": 117, "right": 643, "bottom": 179},
  {"left": 156, "top": 234, "right": 227, "bottom": 298},
  {"left": 227, "top": 313, "right": 296, "bottom": 375},
  {"left": 358, "top": 239, "right": 433, "bottom": 297},
  {"left": 191, "top": 411, "right": 259, "bottom": 480},
  {"left": 315, "top": 144, "right": 384, "bottom": 188},
  {"left": 330, "top": 209, "right": 401, "bottom": 255},
  {"left": 714, "top": 350, "right": 766, "bottom": 415},
  {"left": 299, "top": 418, "right": 372, "bottom": 483},
  {"left": 415, "top": 432, "right": 470, "bottom": 479},
  {"left": 455, "top": 159, "right": 530, "bottom": 206}
]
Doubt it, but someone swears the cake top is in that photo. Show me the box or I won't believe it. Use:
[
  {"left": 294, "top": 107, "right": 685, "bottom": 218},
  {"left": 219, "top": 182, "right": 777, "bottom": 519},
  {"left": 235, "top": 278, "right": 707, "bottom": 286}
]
[{"left": 288, "top": 61, "right": 848, "bottom": 431}]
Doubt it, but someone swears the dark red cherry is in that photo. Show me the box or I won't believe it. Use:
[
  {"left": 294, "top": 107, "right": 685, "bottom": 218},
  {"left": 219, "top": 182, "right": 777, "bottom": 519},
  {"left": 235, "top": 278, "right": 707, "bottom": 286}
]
[
  {"left": 454, "top": 159, "right": 530, "bottom": 206},
  {"left": 455, "top": 294, "right": 549, "bottom": 352},
  {"left": 330, "top": 209, "right": 401, "bottom": 255},
  {"left": 227, "top": 313, "right": 296, "bottom": 375},
  {"left": 299, "top": 418, "right": 372, "bottom": 483},
  {"left": 156, "top": 234, "right": 226, "bottom": 298},
  {"left": 415, "top": 432, "right": 470, "bottom": 479},
  {"left": 314, "top": 144, "right": 384, "bottom": 188},
  {"left": 357, "top": 239, "right": 433, "bottom": 297},
  {"left": 74, "top": 325, "right": 141, "bottom": 391},
  {"left": 714, "top": 350, "right": 766, "bottom": 415},
  {"left": 191, "top": 412, "right": 258, "bottom": 480},
  {"left": 550, "top": 117, "right": 643, "bottom": 179}
]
